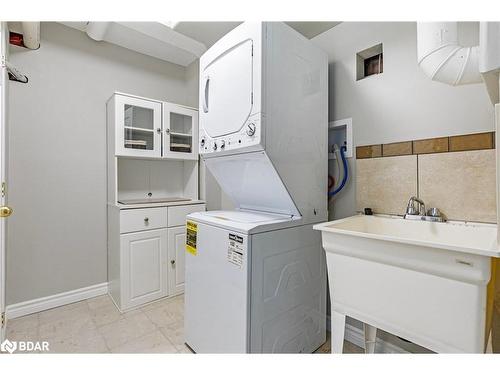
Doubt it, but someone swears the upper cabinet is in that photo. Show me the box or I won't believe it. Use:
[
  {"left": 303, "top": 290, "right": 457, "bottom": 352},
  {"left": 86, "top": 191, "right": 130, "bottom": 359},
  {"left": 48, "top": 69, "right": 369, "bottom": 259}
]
[
  {"left": 163, "top": 102, "right": 199, "bottom": 160},
  {"left": 107, "top": 93, "right": 198, "bottom": 160}
]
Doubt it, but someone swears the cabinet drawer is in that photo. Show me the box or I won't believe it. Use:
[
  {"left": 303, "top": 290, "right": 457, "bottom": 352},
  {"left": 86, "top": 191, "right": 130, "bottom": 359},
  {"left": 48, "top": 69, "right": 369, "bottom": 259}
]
[
  {"left": 120, "top": 207, "right": 168, "bottom": 233},
  {"left": 168, "top": 204, "right": 205, "bottom": 227}
]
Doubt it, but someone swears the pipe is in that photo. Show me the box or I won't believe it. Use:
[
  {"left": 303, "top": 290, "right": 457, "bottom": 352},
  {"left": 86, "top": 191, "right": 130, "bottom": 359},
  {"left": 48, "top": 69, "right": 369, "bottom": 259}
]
[
  {"left": 417, "top": 22, "right": 482, "bottom": 86},
  {"left": 21, "top": 22, "right": 40, "bottom": 49},
  {"left": 328, "top": 145, "right": 348, "bottom": 197},
  {"left": 86, "top": 22, "right": 110, "bottom": 41}
]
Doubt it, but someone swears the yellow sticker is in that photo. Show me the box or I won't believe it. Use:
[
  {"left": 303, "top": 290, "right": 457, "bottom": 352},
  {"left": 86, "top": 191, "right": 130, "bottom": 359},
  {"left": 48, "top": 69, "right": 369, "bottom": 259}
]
[{"left": 186, "top": 221, "right": 197, "bottom": 255}]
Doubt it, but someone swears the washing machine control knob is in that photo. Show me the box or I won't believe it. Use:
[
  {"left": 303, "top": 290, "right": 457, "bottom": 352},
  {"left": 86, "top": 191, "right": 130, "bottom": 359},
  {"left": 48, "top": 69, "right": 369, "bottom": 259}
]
[
  {"left": 200, "top": 137, "right": 205, "bottom": 147},
  {"left": 246, "top": 123, "right": 256, "bottom": 136},
  {"left": 212, "top": 142, "right": 218, "bottom": 151},
  {"left": 220, "top": 140, "right": 226, "bottom": 149}
]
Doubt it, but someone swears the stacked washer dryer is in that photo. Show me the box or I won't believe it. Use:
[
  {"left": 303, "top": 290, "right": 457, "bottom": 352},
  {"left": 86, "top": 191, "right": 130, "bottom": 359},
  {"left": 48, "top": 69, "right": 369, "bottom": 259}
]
[{"left": 184, "top": 22, "right": 328, "bottom": 353}]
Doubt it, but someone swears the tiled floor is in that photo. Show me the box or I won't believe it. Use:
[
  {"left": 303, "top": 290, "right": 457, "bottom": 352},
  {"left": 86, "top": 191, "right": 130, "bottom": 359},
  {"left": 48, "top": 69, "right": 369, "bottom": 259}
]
[
  {"left": 6, "top": 294, "right": 188, "bottom": 353},
  {"left": 6, "top": 294, "right": 363, "bottom": 354}
]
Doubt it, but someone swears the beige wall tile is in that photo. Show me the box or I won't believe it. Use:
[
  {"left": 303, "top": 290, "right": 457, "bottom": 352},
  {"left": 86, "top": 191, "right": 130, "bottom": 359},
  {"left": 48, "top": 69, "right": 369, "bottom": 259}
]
[
  {"left": 413, "top": 137, "right": 449, "bottom": 154},
  {"left": 418, "top": 150, "right": 496, "bottom": 223},
  {"left": 382, "top": 141, "right": 413, "bottom": 157},
  {"left": 356, "top": 145, "right": 382, "bottom": 159},
  {"left": 449, "top": 132, "right": 494, "bottom": 152},
  {"left": 356, "top": 155, "right": 417, "bottom": 215}
]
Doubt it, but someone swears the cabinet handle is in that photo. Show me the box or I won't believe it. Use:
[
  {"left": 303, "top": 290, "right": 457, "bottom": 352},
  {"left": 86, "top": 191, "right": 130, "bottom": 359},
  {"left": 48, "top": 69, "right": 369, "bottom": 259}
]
[
  {"left": 165, "top": 128, "right": 170, "bottom": 134},
  {"left": 156, "top": 128, "right": 161, "bottom": 133},
  {"left": 144, "top": 217, "right": 149, "bottom": 223},
  {"left": 170, "top": 259, "right": 176, "bottom": 266}
]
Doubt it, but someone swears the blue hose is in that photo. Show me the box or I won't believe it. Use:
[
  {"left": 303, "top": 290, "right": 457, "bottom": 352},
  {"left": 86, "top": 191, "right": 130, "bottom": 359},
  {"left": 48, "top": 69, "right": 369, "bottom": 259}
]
[{"left": 328, "top": 145, "right": 348, "bottom": 197}]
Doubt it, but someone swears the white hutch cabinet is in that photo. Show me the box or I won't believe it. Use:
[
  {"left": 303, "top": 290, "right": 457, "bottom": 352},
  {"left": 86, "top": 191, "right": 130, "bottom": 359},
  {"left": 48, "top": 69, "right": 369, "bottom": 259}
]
[{"left": 107, "top": 92, "right": 205, "bottom": 311}]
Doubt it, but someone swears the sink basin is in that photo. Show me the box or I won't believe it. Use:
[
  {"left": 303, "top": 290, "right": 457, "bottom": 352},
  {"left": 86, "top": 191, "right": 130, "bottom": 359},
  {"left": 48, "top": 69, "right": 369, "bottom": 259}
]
[
  {"left": 315, "top": 214, "right": 499, "bottom": 258},
  {"left": 313, "top": 215, "right": 499, "bottom": 353}
]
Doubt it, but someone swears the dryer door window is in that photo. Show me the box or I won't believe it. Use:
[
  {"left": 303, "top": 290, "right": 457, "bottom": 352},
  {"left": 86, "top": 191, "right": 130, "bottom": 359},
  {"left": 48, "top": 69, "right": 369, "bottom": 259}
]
[{"left": 201, "top": 39, "right": 253, "bottom": 138}]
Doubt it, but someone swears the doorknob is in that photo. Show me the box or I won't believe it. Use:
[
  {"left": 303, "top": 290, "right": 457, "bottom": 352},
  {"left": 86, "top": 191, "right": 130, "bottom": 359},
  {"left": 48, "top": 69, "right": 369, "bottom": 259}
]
[
  {"left": 170, "top": 260, "right": 176, "bottom": 266},
  {"left": 0, "top": 206, "right": 13, "bottom": 217}
]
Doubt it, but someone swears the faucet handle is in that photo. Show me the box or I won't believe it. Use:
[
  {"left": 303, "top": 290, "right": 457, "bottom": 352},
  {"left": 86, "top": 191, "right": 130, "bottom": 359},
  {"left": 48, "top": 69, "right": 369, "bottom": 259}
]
[
  {"left": 427, "top": 207, "right": 441, "bottom": 217},
  {"left": 406, "top": 197, "right": 418, "bottom": 215},
  {"left": 406, "top": 203, "right": 418, "bottom": 215}
]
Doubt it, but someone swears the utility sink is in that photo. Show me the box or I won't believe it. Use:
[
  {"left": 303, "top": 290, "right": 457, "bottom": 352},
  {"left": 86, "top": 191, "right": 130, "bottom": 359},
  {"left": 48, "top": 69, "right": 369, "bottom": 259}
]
[{"left": 314, "top": 215, "right": 499, "bottom": 353}]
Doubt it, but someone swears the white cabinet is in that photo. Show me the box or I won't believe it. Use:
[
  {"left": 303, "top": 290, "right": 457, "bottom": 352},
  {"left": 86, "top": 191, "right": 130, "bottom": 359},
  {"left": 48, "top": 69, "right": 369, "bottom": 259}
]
[
  {"left": 163, "top": 102, "right": 199, "bottom": 160},
  {"left": 121, "top": 229, "right": 168, "bottom": 310},
  {"left": 108, "top": 203, "right": 206, "bottom": 311},
  {"left": 107, "top": 91, "right": 204, "bottom": 311},
  {"left": 107, "top": 93, "right": 198, "bottom": 160},
  {"left": 168, "top": 226, "right": 186, "bottom": 296}
]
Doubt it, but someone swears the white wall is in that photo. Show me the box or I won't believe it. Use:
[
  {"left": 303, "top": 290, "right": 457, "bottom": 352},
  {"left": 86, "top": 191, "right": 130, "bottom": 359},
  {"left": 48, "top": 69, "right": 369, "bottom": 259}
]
[
  {"left": 312, "top": 22, "right": 495, "bottom": 220},
  {"left": 7, "top": 23, "right": 190, "bottom": 305}
]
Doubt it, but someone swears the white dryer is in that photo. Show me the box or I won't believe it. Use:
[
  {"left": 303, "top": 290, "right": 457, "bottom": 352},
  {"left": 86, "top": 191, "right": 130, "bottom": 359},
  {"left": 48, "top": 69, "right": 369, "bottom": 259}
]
[{"left": 198, "top": 22, "right": 328, "bottom": 224}]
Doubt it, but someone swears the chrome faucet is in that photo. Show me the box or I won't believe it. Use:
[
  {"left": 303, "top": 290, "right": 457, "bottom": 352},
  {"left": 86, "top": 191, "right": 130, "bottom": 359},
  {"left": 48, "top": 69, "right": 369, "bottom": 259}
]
[
  {"left": 404, "top": 196, "right": 445, "bottom": 222},
  {"left": 406, "top": 196, "right": 426, "bottom": 216}
]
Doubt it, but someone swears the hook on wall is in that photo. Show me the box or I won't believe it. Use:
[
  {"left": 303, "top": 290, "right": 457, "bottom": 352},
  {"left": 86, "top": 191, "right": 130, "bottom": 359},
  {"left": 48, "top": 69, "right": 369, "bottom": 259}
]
[{"left": 5, "top": 60, "right": 28, "bottom": 84}]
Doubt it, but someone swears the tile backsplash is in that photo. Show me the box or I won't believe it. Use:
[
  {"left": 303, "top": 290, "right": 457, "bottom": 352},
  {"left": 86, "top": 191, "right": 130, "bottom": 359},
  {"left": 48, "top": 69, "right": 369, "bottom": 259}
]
[
  {"left": 356, "top": 155, "right": 417, "bottom": 216},
  {"left": 356, "top": 132, "right": 497, "bottom": 223},
  {"left": 419, "top": 150, "right": 496, "bottom": 223}
]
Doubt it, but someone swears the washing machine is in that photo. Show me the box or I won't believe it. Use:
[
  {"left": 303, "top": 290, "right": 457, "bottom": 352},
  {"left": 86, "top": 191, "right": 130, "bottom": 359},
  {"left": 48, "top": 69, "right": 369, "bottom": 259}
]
[{"left": 184, "top": 210, "right": 327, "bottom": 353}]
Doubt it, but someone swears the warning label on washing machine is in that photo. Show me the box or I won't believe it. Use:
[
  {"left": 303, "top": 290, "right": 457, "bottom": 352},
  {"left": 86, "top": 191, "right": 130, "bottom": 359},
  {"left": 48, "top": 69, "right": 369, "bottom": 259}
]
[
  {"left": 186, "top": 221, "right": 197, "bottom": 256},
  {"left": 228, "top": 233, "right": 244, "bottom": 268}
]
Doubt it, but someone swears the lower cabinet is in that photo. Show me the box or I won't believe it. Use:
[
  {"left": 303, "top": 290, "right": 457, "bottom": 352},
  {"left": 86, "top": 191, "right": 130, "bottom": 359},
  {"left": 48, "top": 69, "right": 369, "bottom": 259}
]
[
  {"left": 168, "top": 226, "right": 187, "bottom": 297},
  {"left": 108, "top": 203, "right": 205, "bottom": 311},
  {"left": 121, "top": 229, "right": 168, "bottom": 310}
]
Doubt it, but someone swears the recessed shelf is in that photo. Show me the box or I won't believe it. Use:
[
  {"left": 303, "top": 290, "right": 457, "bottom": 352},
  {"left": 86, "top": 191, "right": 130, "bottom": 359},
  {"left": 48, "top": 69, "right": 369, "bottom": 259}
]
[{"left": 356, "top": 43, "right": 383, "bottom": 81}]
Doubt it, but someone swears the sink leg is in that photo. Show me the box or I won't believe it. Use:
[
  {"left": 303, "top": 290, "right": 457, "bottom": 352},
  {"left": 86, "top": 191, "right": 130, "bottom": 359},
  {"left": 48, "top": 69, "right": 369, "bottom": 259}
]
[
  {"left": 331, "top": 311, "right": 346, "bottom": 354},
  {"left": 364, "top": 323, "right": 377, "bottom": 354}
]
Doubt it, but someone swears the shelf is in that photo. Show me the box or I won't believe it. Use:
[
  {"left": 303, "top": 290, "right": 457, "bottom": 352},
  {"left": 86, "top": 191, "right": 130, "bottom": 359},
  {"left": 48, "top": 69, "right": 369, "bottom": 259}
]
[
  {"left": 169, "top": 132, "right": 192, "bottom": 137},
  {"left": 124, "top": 126, "right": 155, "bottom": 133}
]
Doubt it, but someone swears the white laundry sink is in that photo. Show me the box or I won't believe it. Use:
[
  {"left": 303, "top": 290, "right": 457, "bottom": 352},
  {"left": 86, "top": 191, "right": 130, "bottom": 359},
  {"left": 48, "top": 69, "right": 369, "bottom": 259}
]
[{"left": 313, "top": 215, "right": 499, "bottom": 353}]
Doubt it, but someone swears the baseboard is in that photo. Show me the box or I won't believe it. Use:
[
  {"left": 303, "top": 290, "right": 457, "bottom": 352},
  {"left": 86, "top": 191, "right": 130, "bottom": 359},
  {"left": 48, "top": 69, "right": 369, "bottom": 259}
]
[{"left": 6, "top": 282, "right": 108, "bottom": 319}]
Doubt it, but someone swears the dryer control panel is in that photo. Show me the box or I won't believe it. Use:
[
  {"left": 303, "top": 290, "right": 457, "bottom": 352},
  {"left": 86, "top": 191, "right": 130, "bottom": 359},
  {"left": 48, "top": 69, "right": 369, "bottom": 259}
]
[{"left": 199, "top": 114, "right": 262, "bottom": 156}]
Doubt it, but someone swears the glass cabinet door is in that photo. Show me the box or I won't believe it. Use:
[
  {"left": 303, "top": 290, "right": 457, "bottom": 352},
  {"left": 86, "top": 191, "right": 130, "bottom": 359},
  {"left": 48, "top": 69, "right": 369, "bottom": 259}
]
[
  {"left": 163, "top": 103, "right": 198, "bottom": 160},
  {"left": 115, "top": 94, "right": 162, "bottom": 158}
]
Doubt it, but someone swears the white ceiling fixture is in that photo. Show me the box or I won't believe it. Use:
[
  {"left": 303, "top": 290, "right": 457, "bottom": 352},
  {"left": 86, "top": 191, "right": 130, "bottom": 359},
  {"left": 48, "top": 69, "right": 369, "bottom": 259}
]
[{"left": 59, "top": 21, "right": 341, "bottom": 66}]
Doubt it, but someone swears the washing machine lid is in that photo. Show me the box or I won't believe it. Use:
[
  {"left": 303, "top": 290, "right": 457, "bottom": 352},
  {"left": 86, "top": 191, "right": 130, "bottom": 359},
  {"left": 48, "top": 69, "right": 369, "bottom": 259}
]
[
  {"left": 188, "top": 210, "right": 298, "bottom": 234},
  {"left": 202, "top": 210, "right": 289, "bottom": 223},
  {"left": 204, "top": 151, "right": 301, "bottom": 217},
  {"left": 200, "top": 39, "right": 254, "bottom": 138}
]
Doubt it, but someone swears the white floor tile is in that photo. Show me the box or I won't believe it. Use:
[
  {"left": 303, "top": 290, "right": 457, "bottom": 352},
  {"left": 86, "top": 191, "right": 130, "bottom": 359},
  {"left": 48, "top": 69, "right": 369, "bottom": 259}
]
[{"left": 111, "top": 331, "right": 178, "bottom": 353}]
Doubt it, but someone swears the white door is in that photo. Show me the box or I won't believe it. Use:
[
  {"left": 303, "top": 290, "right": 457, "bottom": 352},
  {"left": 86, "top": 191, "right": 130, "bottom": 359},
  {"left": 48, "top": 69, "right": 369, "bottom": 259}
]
[
  {"left": 162, "top": 103, "right": 198, "bottom": 160},
  {"left": 121, "top": 229, "right": 168, "bottom": 310},
  {"left": 0, "top": 22, "right": 11, "bottom": 342},
  {"left": 167, "top": 226, "right": 186, "bottom": 296},
  {"left": 199, "top": 39, "right": 254, "bottom": 138},
  {"left": 115, "top": 94, "right": 162, "bottom": 158}
]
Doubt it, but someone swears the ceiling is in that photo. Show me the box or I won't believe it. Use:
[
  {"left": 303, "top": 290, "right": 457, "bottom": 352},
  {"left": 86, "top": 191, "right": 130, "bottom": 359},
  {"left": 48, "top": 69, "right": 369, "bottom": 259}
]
[
  {"left": 58, "top": 21, "right": 340, "bottom": 66},
  {"left": 172, "top": 21, "right": 341, "bottom": 48}
]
